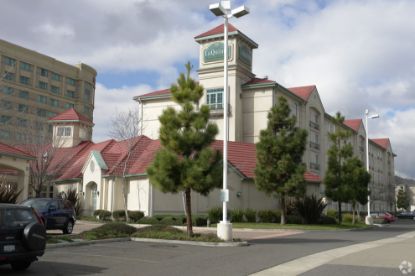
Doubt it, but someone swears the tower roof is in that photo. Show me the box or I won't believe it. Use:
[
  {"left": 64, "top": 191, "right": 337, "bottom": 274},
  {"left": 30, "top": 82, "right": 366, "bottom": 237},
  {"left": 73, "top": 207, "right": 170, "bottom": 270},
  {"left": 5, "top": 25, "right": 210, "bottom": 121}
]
[{"left": 48, "top": 108, "right": 94, "bottom": 126}]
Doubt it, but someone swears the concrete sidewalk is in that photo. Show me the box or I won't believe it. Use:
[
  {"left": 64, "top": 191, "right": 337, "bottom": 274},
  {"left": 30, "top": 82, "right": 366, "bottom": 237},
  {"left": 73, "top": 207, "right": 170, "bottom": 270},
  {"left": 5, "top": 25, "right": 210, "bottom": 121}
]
[{"left": 252, "top": 231, "right": 415, "bottom": 276}]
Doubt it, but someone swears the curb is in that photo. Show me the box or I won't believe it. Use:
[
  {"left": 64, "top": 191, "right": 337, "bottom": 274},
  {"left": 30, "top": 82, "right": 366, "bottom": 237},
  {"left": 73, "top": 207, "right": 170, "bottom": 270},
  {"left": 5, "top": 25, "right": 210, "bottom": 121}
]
[
  {"left": 130, "top": 237, "right": 249, "bottom": 247},
  {"left": 46, "top": 237, "right": 130, "bottom": 249}
]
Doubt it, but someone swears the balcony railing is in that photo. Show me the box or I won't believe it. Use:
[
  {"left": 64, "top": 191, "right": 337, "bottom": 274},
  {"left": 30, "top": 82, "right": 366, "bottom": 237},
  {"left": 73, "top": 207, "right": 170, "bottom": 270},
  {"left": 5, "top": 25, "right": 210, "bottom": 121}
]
[
  {"left": 310, "top": 162, "right": 320, "bottom": 171},
  {"left": 309, "top": 141, "right": 320, "bottom": 150},
  {"left": 309, "top": 121, "right": 320, "bottom": 130}
]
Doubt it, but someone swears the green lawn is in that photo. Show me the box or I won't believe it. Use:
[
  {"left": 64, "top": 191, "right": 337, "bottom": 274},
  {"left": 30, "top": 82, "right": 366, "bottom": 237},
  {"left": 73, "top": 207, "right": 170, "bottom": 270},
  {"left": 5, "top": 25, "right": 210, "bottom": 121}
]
[{"left": 225, "top": 222, "right": 370, "bottom": 230}]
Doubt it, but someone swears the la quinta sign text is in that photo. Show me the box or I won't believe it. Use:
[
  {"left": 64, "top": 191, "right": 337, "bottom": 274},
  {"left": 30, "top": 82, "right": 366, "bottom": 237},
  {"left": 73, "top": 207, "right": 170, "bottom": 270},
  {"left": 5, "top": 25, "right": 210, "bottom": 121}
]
[{"left": 203, "top": 42, "right": 232, "bottom": 63}]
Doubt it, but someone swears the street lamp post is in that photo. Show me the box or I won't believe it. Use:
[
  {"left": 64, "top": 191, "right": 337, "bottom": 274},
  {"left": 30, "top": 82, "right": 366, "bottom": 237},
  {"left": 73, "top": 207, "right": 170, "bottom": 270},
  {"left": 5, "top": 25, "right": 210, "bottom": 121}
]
[
  {"left": 365, "top": 109, "right": 379, "bottom": 225},
  {"left": 209, "top": 0, "right": 249, "bottom": 241}
]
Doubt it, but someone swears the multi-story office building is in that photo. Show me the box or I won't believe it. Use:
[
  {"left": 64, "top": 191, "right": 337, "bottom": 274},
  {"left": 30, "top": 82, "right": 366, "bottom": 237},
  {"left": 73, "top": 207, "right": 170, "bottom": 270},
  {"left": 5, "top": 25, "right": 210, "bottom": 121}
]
[
  {"left": 0, "top": 39, "right": 96, "bottom": 144},
  {"left": 134, "top": 24, "right": 396, "bottom": 212}
]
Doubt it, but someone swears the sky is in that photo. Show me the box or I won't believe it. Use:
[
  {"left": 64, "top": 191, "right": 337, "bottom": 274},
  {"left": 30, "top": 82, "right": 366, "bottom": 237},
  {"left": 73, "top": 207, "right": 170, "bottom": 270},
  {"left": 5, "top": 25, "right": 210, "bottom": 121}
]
[{"left": 1, "top": 0, "right": 414, "bottom": 179}]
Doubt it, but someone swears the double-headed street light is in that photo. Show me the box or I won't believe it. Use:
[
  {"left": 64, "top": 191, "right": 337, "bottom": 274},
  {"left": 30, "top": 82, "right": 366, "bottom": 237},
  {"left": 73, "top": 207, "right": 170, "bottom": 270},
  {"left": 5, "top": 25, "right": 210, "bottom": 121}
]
[
  {"left": 365, "top": 109, "right": 379, "bottom": 225},
  {"left": 209, "top": 0, "right": 249, "bottom": 241}
]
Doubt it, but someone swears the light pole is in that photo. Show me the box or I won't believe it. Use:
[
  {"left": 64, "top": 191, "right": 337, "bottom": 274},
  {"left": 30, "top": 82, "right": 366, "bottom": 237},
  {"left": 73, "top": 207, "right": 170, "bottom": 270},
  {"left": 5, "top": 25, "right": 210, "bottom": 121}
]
[
  {"left": 365, "top": 109, "right": 379, "bottom": 225},
  {"left": 209, "top": 0, "right": 249, "bottom": 241}
]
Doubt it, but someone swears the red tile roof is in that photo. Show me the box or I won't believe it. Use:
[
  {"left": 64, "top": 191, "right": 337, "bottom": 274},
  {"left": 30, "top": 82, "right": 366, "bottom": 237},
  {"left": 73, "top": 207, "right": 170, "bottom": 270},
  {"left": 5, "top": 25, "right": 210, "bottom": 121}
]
[
  {"left": 0, "top": 142, "right": 34, "bottom": 159},
  {"left": 194, "top": 23, "right": 238, "bottom": 39},
  {"left": 344, "top": 119, "right": 363, "bottom": 132},
  {"left": 370, "top": 138, "right": 390, "bottom": 151},
  {"left": 287, "top": 85, "right": 316, "bottom": 101},
  {"left": 244, "top": 78, "right": 276, "bottom": 86},
  {"left": 48, "top": 108, "right": 93, "bottom": 124},
  {"left": 137, "top": 89, "right": 171, "bottom": 99}
]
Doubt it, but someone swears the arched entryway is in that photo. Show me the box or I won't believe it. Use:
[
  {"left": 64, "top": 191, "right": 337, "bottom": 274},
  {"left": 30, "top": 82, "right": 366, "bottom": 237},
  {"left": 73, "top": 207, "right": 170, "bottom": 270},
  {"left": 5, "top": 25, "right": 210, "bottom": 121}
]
[{"left": 85, "top": 181, "right": 98, "bottom": 215}]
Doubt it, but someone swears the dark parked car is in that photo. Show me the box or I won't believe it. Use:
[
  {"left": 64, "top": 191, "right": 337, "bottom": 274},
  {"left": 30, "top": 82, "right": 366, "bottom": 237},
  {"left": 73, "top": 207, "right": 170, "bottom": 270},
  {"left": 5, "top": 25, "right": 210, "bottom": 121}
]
[
  {"left": 0, "top": 204, "right": 46, "bottom": 271},
  {"left": 397, "top": 211, "right": 415, "bottom": 219},
  {"left": 21, "top": 198, "right": 76, "bottom": 234}
]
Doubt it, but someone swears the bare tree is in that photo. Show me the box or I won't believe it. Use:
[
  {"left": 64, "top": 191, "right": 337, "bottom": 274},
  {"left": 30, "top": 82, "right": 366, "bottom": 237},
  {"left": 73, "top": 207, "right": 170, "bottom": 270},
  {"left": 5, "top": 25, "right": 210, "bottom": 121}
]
[{"left": 109, "top": 108, "right": 142, "bottom": 222}]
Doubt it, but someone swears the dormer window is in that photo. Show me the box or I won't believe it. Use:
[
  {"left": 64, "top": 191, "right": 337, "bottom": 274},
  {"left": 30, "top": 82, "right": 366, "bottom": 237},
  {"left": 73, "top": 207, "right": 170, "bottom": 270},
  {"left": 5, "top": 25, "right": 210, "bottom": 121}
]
[{"left": 57, "top": 126, "right": 72, "bottom": 137}]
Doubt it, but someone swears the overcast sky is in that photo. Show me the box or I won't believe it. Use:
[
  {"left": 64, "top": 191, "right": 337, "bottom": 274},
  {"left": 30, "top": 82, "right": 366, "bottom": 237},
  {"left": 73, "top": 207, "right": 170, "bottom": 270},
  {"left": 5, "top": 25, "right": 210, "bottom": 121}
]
[{"left": 1, "top": 0, "right": 414, "bottom": 179}]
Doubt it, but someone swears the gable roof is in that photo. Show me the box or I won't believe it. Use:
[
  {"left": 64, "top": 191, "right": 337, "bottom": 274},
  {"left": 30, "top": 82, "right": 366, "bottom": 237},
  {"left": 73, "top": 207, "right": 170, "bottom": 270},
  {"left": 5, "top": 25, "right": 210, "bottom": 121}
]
[
  {"left": 0, "top": 142, "right": 34, "bottom": 160},
  {"left": 195, "top": 23, "right": 238, "bottom": 39},
  {"left": 287, "top": 85, "right": 316, "bottom": 101},
  {"left": 344, "top": 119, "right": 363, "bottom": 132},
  {"left": 134, "top": 89, "right": 171, "bottom": 100},
  {"left": 194, "top": 24, "right": 258, "bottom": 48},
  {"left": 48, "top": 108, "right": 93, "bottom": 125},
  {"left": 370, "top": 138, "right": 391, "bottom": 151},
  {"left": 243, "top": 77, "right": 276, "bottom": 86}
]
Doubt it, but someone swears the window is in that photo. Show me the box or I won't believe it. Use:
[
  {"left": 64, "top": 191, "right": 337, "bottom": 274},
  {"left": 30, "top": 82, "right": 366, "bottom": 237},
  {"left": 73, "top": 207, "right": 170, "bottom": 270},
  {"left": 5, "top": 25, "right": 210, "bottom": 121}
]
[
  {"left": 4, "top": 72, "right": 15, "bottom": 81},
  {"left": 0, "top": 115, "right": 12, "bottom": 124},
  {"left": 50, "top": 85, "right": 60, "bottom": 95},
  {"left": 51, "top": 72, "right": 61, "bottom": 81},
  {"left": 3, "top": 56, "right": 16, "bottom": 67},
  {"left": 20, "top": 76, "right": 31, "bottom": 85},
  {"left": 84, "top": 105, "right": 91, "bottom": 115},
  {"left": 16, "top": 118, "right": 28, "bottom": 127},
  {"left": 206, "top": 88, "right": 223, "bottom": 110},
  {"left": 57, "top": 126, "right": 71, "bottom": 137},
  {"left": 37, "top": 108, "right": 47, "bottom": 117},
  {"left": 18, "top": 104, "right": 28, "bottom": 113},
  {"left": 35, "top": 122, "right": 43, "bottom": 130},
  {"left": 20, "top": 61, "right": 32, "bottom": 72},
  {"left": 1, "top": 100, "right": 13, "bottom": 110},
  {"left": 66, "top": 78, "right": 76, "bottom": 86},
  {"left": 19, "top": 90, "right": 29, "bottom": 99},
  {"left": 38, "top": 81, "right": 48, "bottom": 90},
  {"left": 40, "top": 68, "right": 48, "bottom": 77},
  {"left": 0, "top": 130, "right": 10, "bottom": 139},
  {"left": 66, "top": 90, "right": 75, "bottom": 98},
  {"left": 84, "top": 89, "right": 91, "bottom": 102},
  {"left": 37, "top": 95, "right": 48, "bottom": 104},
  {"left": 64, "top": 103, "right": 74, "bottom": 109},
  {"left": 49, "top": 98, "right": 59, "bottom": 107},
  {"left": 2, "top": 86, "right": 14, "bottom": 95}
]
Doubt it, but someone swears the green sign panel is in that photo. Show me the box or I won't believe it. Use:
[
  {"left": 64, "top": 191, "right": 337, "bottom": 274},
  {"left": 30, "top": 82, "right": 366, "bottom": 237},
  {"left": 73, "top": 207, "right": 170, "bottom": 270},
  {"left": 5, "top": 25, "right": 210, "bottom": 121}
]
[
  {"left": 238, "top": 44, "right": 252, "bottom": 65},
  {"left": 204, "top": 42, "right": 231, "bottom": 63}
]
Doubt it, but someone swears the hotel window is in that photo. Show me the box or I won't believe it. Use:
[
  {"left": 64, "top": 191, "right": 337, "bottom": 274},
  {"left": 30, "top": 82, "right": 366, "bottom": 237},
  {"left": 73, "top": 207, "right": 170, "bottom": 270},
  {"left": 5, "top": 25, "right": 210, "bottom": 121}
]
[
  {"left": 37, "top": 95, "right": 48, "bottom": 104},
  {"left": 66, "top": 78, "right": 76, "bottom": 86},
  {"left": 18, "top": 104, "right": 29, "bottom": 113},
  {"left": 49, "top": 98, "right": 59, "bottom": 107},
  {"left": 40, "top": 68, "right": 48, "bottom": 77},
  {"left": 16, "top": 118, "right": 28, "bottom": 127},
  {"left": 57, "top": 126, "right": 72, "bottom": 137},
  {"left": 51, "top": 72, "right": 61, "bottom": 81},
  {"left": 3, "top": 56, "right": 16, "bottom": 67},
  {"left": 2, "top": 86, "right": 14, "bottom": 95},
  {"left": 50, "top": 85, "right": 60, "bottom": 95},
  {"left": 0, "top": 115, "right": 12, "bottom": 124},
  {"left": 20, "top": 61, "right": 32, "bottom": 72},
  {"left": 38, "top": 81, "right": 48, "bottom": 90},
  {"left": 19, "top": 90, "right": 29, "bottom": 99},
  {"left": 1, "top": 100, "right": 13, "bottom": 110},
  {"left": 35, "top": 122, "right": 43, "bottom": 130},
  {"left": 84, "top": 89, "right": 91, "bottom": 102},
  {"left": 206, "top": 88, "right": 223, "bottom": 110},
  {"left": 64, "top": 102, "right": 74, "bottom": 109},
  {"left": 4, "top": 72, "right": 15, "bottom": 81},
  {"left": 66, "top": 90, "right": 75, "bottom": 98},
  {"left": 0, "top": 130, "right": 10, "bottom": 139},
  {"left": 20, "top": 76, "right": 31, "bottom": 85},
  {"left": 37, "top": 108, "right": 47, "bottom": 117}
]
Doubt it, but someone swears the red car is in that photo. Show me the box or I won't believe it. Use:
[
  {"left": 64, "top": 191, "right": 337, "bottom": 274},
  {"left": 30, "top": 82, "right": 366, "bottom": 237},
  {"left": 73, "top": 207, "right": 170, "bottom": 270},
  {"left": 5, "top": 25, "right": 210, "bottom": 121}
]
[{"left": 372, "top": 212, "right": 396, "bottom": 223}]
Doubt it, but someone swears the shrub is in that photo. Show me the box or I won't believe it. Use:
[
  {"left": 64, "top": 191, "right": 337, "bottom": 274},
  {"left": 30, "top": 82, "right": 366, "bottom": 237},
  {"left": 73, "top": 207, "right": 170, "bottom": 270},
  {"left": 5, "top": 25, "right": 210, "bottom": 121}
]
[
  {"left": 112, "top": 210, "right": 128, "bottom": 221},
  {"left": 138, "top": 216, "right": 160, "bottom": 225},
  {"left": 318, "top": 215, "right": 337, "bottom": 225},
  {"left": 326, "top": 209, "right": 337, "bottom": 219},
  {"left": 0, "top": 176, "right": 22, "bottom": 204},
  {"left": 208, "top": 207, "right": 223, "bottom": 224},
  {"left": 342, "top": 213, "right": 354, "bottom": 223},
  {"left": 244, "top": 208, "right": 257, "bottom": 222},
  {"left": 194, "top": 216, "right": 208, "bottom": 227},
  {"left": 230, "top": 209, "right": 244, "bottom": 223},
  {"left": 295, "top": 195, "right": 327, "bottom": 224},
  {"left": 64, "top": 188, "right": 83, "bottom": 218},
  {"left": 257, "top": 210, "right": 280, "bottom": 223},
  {"left": 81, "top": 222, "right": 137, "bottom": 240},
  {"left": 93, "top": 209, "right": 112, "bottom": 221},
  {"left": 286, "top": 215, "right": 303, "bottom": 224},
  {"left": 129, "top": 211, "right": 145, "bottom": 222},
  {"left": 160, "top": 216, "right": 177, "bottom": 225}
]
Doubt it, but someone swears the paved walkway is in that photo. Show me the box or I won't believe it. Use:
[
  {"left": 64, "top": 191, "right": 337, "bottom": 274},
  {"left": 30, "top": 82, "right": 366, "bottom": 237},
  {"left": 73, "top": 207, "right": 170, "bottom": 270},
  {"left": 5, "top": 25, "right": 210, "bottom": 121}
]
[{"left": 252, "top": 230, "right": 415, "bottom": 275}]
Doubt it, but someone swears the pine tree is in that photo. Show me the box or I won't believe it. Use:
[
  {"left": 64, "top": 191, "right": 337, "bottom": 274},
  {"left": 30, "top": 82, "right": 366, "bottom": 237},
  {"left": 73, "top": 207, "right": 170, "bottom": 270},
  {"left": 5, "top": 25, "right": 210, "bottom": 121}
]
[
  {"left": 255, "top": 96, "right": 308, "bottom": 224},
  {"left": 324, "top": 112, "right": 370, "bottom": 224},
  {"left": 147, "top": 62, "right": 222, "bottom": 236},
  {"left": 397, "top": 186, "right": 410, "bottom": 211}
]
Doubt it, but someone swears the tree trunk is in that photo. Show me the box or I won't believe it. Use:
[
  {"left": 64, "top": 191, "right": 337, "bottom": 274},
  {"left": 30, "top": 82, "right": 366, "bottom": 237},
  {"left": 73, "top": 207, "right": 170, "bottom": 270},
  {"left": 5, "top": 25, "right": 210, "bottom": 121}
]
[
  {"left": 123, "top": 178, "right": 129, "bottom": 222},
  {"left": 184, "top": 188, "right": 193, "bottom": 236},
  {"left": 352, "top": 201, "right": 356, "bottom": 225},
  {"left": 280, "top": 194, "right": 286, "bottom": 225},
  {"left": 338, "top": 201, "right": 342, "bottom": 224}
]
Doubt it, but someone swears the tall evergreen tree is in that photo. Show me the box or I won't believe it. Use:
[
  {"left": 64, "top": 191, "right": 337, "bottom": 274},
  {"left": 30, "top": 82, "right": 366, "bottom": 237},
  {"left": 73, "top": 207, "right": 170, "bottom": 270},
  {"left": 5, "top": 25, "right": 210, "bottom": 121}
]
[
  {"left": 147, "top": 62, "right": 222, "bottom": 236},
  {"left": 396, "top": 186, "right": 410, "bottom": 211},
  {"left": 324, "top": 112, "right": 370, "bottom": 224},
  {"left": 255, "top": 96, "right": 308, "bottom": 224}
]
